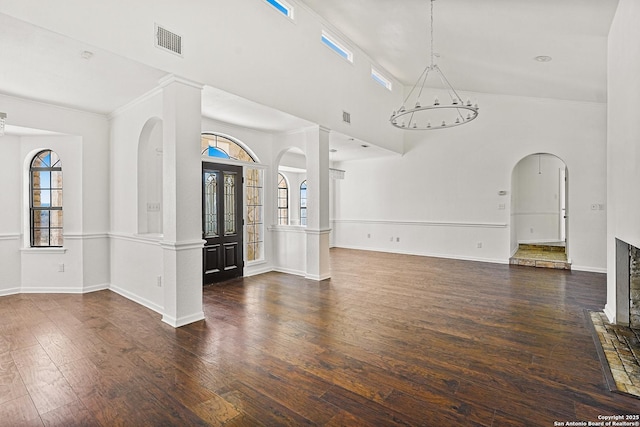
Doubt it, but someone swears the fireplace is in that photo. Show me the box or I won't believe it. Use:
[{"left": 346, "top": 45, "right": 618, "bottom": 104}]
[{"left": 616, "top": 239, "right": 640, "bottom": 328}]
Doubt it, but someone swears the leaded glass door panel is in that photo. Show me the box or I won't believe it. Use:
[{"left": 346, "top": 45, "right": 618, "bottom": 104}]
[{"left": 202, "top": 162, "right": 243, "bottom": 284}]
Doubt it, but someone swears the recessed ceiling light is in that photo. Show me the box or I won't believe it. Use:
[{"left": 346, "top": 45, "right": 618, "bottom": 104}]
[
  {"left": 329, "top": 149, "right": 338, "bottom": 153},
  {"left": 361, "top": 144, "right": 369, "bottom": 148},
  {"left": 534, "top": 55, "right": 552, "bottom": 62}
]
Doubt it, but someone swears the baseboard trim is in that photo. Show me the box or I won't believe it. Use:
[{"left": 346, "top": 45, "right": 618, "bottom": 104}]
[
  {"left": 162, "top": 311, "right": 205, "bottom": 328},
  {"left": 109, "top": 284, "right": 164, "bottom": 314},
  {"left": 20, "top": 286, "right": 99, "bottom": 294},
  {"left": 570, "top": 265, "right": 607, "bottom": 274},
  {"left": 0, "top": 287, "right": 20, "bottom": 297},
  {"left": 333, "top": 244, "right": 509, "bottom": 265},
  {"left": 84, "top": 283, "right": 110, "bottom": 293},
  {"left": 272, "top": 267, "right": 306, "bottom": 277},
  {"left": 244, "top": 265, "right": 274, "bottom": 277},
  {"left": 305, "top": 273, "right": 331, "bottom": 281}
]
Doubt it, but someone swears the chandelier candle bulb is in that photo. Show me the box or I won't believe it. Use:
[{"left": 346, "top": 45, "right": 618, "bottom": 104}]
[{"left": 434, "top": 97, "right": 440, "bottom": 105}]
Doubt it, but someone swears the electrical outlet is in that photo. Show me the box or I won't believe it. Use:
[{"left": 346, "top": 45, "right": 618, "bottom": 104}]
[
  {"left": 157, "top": 276, "right": 162, "bottom": 287},
  {"left": 396, "top": 237, "right": 400, "bottom": 242},
  {"left": 58, "top": 263, "right": 65, "bottom": 272},
  {"left": 477, "top": 242, "right": 482, "bottom": 249}
]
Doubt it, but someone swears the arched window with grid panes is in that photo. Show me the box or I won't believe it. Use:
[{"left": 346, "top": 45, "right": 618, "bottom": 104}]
[
  {"left": 277, "top": 173, "right": 289, "bottom": 225},
  {"left": 300, "top": 180, "right": 307, "bottom": 226},
  {"left": 30, "top": 150, "right": 63, "bottom": 247}
]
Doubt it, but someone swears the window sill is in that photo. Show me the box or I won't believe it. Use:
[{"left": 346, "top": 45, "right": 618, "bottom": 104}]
[{"left": 21, "top": 247, "right": 67, "bottom": 254}]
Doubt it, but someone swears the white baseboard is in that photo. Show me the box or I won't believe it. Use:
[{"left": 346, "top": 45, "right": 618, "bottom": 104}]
[
  {"left": 603, "top": 303, "right": 616, "bottom": 324},
  {"left": 0, "top": 287, "right": 20, "bottom": 297},
  {"left": 334, "top": 244, "right": 509, "bottom": 265},
  {"left": 570, "top": 265, "right": 606, "bottom": 274},
  {"left": 244, "top": 265, "right": 273, "bottom": 277},
  {"left": 20, "top": 286, "right": 96, "bottom": 294},
  {"left": 272, "top": 267, "right": 306, "bottom": 277},
  {"left": 162, "top": 311, "right": 205, "bottom": 328},
  {"left": 109, "top": 284, "right": 163, "bottom": 314},
  {"left": 305, "top": 273, "right": 331, "bottom": 281}
]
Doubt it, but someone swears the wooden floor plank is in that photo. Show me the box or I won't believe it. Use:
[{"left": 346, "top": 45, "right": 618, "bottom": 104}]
[{"left": 1, "top": 248, "right": 639, "bottom": 425}]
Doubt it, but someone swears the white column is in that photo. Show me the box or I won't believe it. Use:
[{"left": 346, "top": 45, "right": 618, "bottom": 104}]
[
  {"left": 159, "top": 75, "right": 205, "bottom": 327},
  {"left": 305, "top": 126, "right": 331, "bottom": 280}
]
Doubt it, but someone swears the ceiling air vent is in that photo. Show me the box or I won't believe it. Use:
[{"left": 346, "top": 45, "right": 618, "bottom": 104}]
[
  {"left": 342, "top": 111, "right": 351, "bottom": 124},
  {"left": 155, "top": 24, "right": 183, "bottom": 56}
]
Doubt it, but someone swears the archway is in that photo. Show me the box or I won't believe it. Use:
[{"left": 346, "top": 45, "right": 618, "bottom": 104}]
[
  {"left": 276, "top": 147, "right": 307, "bottom": 226},
  {"left": 510, "top": 153, "right": 570, "bottom": 268},
  {"left": 137, "top": 117, "right": 163, "bottom": 235}
]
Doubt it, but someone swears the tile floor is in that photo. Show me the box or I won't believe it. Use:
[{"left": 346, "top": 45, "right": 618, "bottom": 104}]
[{"left": 590, "top": 311, "right": 640, "bottom": 398}]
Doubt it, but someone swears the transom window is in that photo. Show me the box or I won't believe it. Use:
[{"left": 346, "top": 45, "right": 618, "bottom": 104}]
[
  {"left": 277, "top": 173, "right": 289, "bottom": 225},
  {"left": 300, "top": 180, "right": 307, "bottom": 226},
  {"left": 30, "top": 150, "right": 63, "bottom": 247},
  {"left": 201, "top": 134, "right": 256, "bottom": 163}
]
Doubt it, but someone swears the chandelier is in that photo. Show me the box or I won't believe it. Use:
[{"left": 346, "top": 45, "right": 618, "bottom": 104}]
[{"left": 390, "top": 0, "right": 478, "bottom": 130}]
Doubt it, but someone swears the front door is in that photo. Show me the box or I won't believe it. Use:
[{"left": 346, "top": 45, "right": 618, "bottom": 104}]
[{"left": 202, "top": 162, "right": 243, "bottom": 284}]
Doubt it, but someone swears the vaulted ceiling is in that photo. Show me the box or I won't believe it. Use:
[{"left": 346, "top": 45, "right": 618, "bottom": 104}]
[
  {"left": 299, "top": 0, "right": 618, "bottom": 103},
  {"left": 0, "top": 0, "right": 619, "bottom": 141}
]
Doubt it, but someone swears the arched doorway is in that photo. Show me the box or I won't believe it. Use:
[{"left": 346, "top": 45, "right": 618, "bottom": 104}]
[{"left": 510, "top": 153, "right": 570, "bottom": 269}]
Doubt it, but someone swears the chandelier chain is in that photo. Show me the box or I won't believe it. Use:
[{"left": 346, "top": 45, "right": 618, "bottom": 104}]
[{"left": 430, "top": 0, "right": 435, "bottom": 68}]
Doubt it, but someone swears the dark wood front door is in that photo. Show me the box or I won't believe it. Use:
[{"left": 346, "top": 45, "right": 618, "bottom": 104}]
[{"left": 202, "top": 162, "right": 243, "bottom": 284}]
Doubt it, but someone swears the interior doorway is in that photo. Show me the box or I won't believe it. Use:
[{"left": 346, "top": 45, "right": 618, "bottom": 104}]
[
  {"left": 510, "top": 153, "right": 570, "bottom": 269},
  {"left": 202, "top": 162, "right": 244, "bottom": 284}
]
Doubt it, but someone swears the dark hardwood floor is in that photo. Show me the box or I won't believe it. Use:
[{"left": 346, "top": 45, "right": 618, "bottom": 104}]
[{"left": 1, "top": 248, "right": 639, "bottom": 426}]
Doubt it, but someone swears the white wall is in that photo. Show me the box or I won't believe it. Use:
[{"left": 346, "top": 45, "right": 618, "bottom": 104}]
[
  {"left": 606, "top": 0, "right": 640, "bottom": 322},
  {"left": 0, "top": 134, "right": 22, "bottom": 294},
  {"left": 334, "top": 90, "right": 607, "bottom": 271},
  {"left": 0, "top": 94, "right": 110, "bottom": 294},
  {"left": 512, "top": 154, "right": 566, "bottom": 244},
  {"left": 109, "top": 90, "right": 165, "bottom": 309}
]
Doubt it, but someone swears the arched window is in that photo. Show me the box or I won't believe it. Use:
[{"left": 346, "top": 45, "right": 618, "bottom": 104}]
[
  {"left": 30, "top": 150, "right": 63, "bottom": 247},
  {"left": 300, "top": 180, "right": 307, "bottom": 226},
  {"left": 277, "top": 173, "right": 289, "bottom": 225},
  {"left": 201, "top": 134, "right": 256, "bottom": 162}
]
